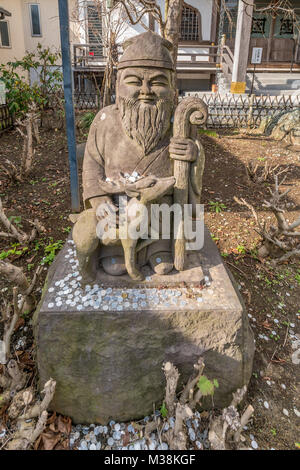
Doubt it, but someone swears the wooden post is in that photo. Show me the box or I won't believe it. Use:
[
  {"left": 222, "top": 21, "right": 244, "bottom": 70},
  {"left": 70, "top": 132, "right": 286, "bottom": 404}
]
[
  {"left": 230, "top": 0, "right": 254, "bottom": 94},
  {"left": 267, "top": 15, "right": 276, "bottom": 63},
  {"left": 248, "top": 93, "right": 254, "bottom": 128}
]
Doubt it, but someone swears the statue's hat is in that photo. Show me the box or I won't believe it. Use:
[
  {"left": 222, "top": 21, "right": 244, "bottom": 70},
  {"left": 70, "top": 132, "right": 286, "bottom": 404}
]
[{"left": 118, "top": 30, "right": 174, "bottom": 71}]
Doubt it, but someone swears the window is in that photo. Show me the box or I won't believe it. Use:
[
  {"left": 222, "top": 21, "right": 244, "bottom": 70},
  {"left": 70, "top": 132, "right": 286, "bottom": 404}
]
[
  {"left": 279, "top": 18, "right": 294, "bottom": 36},
  {"left": 0, "top": 21, "right": 10, "bottom": 47},
  {"left": 251, "top": 17, "right": 267, "bottom": 35},
  {"left": 180, "top": 3, "right": 201, "bottom": 42},
  {"left": 87, "top": 3, "right": 103, "bottom": 58},
  {"left": 223, "top": 3, "right": 238, "bottom": 39},
  {"left": 29, "top": 4, "right": 42, "bottom": 37}
]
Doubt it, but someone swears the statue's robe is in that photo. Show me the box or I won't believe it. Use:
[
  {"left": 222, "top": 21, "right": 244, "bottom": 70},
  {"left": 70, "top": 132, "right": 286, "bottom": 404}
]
[
  {"left": 76, "top": 103, "right": 205, "bottom": 266},
  {"left": 82, "top": 104, "right": 205, "bottom": 213}
]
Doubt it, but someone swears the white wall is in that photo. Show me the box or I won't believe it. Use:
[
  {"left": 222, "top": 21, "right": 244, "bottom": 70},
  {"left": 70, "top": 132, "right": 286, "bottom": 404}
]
[
  {"left": 156, "top": 0, "right": 213, "bottom": 41},
  {"left": 0, "top": 0, "right": 26, "bottom": 64},
  {"left": 116, "top": 0, "right": 213, "bottom": 45},
  {"left": 114, "top": 4, "right": 149, "bottom": 45},
  {"left": 21, "top": 0, "right": 81, "bottom": 63}
]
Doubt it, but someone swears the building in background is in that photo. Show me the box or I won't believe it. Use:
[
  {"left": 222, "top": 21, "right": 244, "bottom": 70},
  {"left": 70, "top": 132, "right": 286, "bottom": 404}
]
[
  {"left": 223, "top": 0, "right": 300, "bottom": 65},
  {"left": 1, "top": 1, "right": 299, "bottom": 97},
  {"left": 0, "top": 1, "right": 81, "bottom": 77},
  {"left": 220, "top": 0, "right": 300, "bottom": 94},
  {"left": 72, "top": 0, "right": 219, "bottom": 97},
  {"left": 0, "top": 1, "right": 219, "bottom": 97}
]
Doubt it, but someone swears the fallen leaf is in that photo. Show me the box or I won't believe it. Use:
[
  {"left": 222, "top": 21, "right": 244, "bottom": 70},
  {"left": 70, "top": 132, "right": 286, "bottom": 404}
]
[
  {"left": 262, "top": 321, "right": 271, "bottom": 330},
  {"left": 57, "top": 415, "right": 72, "bottom": 435},
  {"left": 54, "top": 439, "right": 69, "bottom": 450},
  {"left": 49, "top": 422, "right": 57, "bottom": 433},
  {"left": 47, "top": 412, "right": 57, "bottom": 425},
  {"left": 34, "top": 434, "right": 42, "bottom": 450},
  {"left": 14, "top": 318, "right": 25, "bottom": 331},
  {"left": 41, "top": 431, "right": 61, "bottom": 451},
  {"left": 122, "top": 430, "right": 130, "bottom": 446},
  {"left": 145, "top": 421, "right": 156, "bottom": 436}
]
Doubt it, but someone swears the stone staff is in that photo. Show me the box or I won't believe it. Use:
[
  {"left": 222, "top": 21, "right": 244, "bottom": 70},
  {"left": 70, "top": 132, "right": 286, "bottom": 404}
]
[{"left": 172, "top": 97, "right": 208, "bottom": 271}]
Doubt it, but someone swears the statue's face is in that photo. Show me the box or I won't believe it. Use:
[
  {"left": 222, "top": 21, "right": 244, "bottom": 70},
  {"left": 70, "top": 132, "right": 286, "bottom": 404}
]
[
  {"left": 116, "top": 67, "right": 174, "bottom": 155},
  {"left": 117, "top": 67, "right": 175, "bottom": 104}
]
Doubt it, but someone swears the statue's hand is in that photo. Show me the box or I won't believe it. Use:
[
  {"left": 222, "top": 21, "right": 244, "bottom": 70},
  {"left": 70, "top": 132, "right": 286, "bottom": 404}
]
[
  {"left": 92, "top": 196, "right": 119, "bottom": 227},
  {"left": 169, "top": 137, "right": 197, "bottom": 163},
  {"left": 93, "top": 196, "right": 119, "bottom": 245},
  {"left": 126, "top": 176, "right": 175, "bottom": 204},
  {"left": 124, "top": 175, "right": 157, "bottom": 197},
  {"left": 99, "top": 179, "right": 126, "bottom": 194}
]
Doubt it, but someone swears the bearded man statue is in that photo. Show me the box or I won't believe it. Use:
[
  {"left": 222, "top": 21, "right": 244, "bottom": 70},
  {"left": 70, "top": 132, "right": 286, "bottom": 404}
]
[{"left": 73, "top": 31, "right": 206, "bottom": 281}]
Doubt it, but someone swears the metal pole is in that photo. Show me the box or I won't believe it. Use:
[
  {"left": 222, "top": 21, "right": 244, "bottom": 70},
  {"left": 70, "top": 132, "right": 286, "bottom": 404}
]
[{"left": 58, "top": 0, "right": 80, "bottom": 212}]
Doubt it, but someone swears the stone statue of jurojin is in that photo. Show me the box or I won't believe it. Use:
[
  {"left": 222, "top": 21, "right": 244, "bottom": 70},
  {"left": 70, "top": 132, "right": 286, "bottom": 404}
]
[{"left": 73, "top": 31, "right": 207, "bottom": 281}]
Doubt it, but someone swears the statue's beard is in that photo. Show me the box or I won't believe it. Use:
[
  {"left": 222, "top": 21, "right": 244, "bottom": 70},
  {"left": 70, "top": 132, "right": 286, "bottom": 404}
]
[{"left": 118, "top": 97, "right": 173, "bottom": 155}]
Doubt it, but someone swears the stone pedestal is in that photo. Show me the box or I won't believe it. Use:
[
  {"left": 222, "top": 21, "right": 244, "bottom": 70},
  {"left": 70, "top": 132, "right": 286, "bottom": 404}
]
[{"left": 33, "top": 227, "right": 254, "bottom": 424}]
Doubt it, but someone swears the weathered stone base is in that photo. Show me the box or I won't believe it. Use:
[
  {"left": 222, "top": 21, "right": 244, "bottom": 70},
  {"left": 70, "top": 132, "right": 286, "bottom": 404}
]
[{"left": 33, "top": 227, "right": 254, "bottom": 424}]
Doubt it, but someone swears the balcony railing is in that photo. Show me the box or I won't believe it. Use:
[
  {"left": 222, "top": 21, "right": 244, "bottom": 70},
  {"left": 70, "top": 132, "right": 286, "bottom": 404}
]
[{"left": 72, "top": 43, "right": 222, "bottom": 71}]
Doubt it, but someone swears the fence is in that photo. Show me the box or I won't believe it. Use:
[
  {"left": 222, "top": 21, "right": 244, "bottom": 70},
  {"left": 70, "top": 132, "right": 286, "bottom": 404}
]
[
  {"left": 2, "top": 91, "right": 295, "bottom": 128},
  {"left": 73, "top": 90, "right": 300, "bottom": 127},
  {"left": 73, "top": 92, "right": 99, "bottom": 110},
  {"left": 187, "top": 93, "right": 300, "bottom": 128},
  {"left": 0, "top": 104, "right": 13, "bottom": 132}
]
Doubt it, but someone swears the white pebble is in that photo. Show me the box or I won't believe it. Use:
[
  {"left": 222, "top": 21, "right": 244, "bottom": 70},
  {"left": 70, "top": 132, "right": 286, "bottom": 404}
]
[
  {"left": 196, "top": 441, "right": 202, "bottom": 449},
  {"left": 251, "top": 440, "right": 258, "bottom": 449},
  {"left": 189, "top": 428, "right": 196, "bottom": 441},
  {"left": 127, "top": 424, "right": 134, "bottom": 433},
  {"left": 157, "top": 442, "right": 168, "bottom": 450},
  {"left": 283, "top": 409, "right": 289, "bottom": 416},
  {"left": 79, "top": 440, "right": 88, "bottom": 450},
  {"left": 294, "top": 408, "right": 300, "bottom": 418},
  {"left": 263, "top": 401, "right": 269, "bottom": 409}
]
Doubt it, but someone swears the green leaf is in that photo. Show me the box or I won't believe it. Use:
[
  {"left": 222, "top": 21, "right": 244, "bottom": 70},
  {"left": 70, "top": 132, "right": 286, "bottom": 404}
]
[
  {"left": 160, "top": 402, "right": 168, "bottom": 418},
  {"left": 197, "top": 375, "right": 215, "bottom": 396},
  {"left": 213, "top": 379, "right": 219, "bottom": 388},
  {"left": 198, "top": 129, "right": 217, "bottom": 137}
]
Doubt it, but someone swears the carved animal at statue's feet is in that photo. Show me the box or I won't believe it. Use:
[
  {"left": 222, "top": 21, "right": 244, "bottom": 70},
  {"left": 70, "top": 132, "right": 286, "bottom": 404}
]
[
  {"left": 117, "top": 175, "right": 176, "bottom": 281},
  {"left": 72, "top": 175, "right": 175, "bottom": 281}
]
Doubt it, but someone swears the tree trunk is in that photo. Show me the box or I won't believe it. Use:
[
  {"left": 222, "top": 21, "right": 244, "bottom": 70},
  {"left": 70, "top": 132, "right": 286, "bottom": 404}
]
[{"left": 165, "top": 0, "right": 183, "bottom": 68}]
